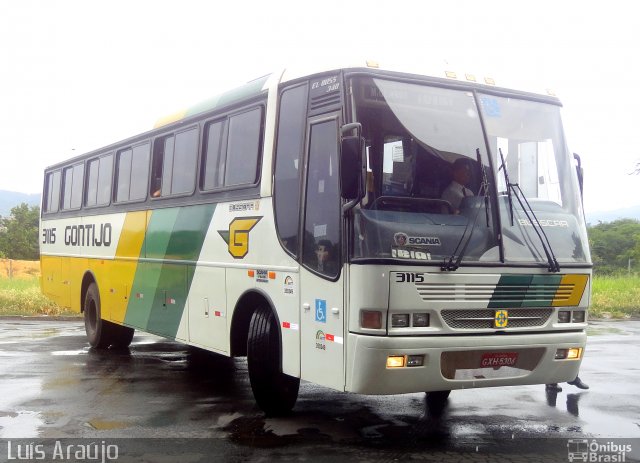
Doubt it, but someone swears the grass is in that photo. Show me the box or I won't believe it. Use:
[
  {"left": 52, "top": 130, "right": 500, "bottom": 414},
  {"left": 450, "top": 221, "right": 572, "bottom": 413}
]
[
  {"left": 0, "top": 259, "right": 77, "bottom": 317},
  {"left": 590, "top": 274, "right": 640, "bottom": 319}
]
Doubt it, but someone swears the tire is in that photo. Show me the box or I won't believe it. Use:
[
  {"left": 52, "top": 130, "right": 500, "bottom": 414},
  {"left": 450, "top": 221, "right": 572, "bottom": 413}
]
[
  {"left": 84, "top": 282, "right": 112, "bottom": 348},
  {"left": 247, "top": 306, "right": 299, "bottom": 416},
  {"left": 84, "top": 282, "right": 134, "bottom": 349},
  {"left": 426, "top": 390, "right": 451, "bottom": 413}
]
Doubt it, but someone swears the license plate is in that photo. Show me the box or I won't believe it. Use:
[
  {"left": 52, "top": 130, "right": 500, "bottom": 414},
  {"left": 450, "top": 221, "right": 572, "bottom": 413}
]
[{"left": 480, "top": 352, "right": 518, "bottom": 368}]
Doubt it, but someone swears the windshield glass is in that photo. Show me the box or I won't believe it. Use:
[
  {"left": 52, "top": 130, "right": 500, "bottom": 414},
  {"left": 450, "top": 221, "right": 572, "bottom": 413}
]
[
  {"left": 350, "top": 77, "right": 499, "bottom": 264},
  {"left": 478, "top": 94, "right": 590, "bottom": 264}
]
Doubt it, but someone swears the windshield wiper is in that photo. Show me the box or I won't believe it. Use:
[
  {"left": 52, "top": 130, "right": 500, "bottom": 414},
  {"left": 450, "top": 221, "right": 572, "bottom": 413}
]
[
  {"left": 498, "top": 148, "right": 560, "bottom": 272},
  {"left": 441, "top": 149, "right": 490, "bottom": 271}
]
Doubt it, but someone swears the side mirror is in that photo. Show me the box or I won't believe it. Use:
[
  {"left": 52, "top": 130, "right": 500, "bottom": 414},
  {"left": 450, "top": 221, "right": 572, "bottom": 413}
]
[
  {"left": 340, "top": 123, "right": 364, "bottom": 201},
  {"left": 573, "top": 153, "right": 584, "bottom": 198}
]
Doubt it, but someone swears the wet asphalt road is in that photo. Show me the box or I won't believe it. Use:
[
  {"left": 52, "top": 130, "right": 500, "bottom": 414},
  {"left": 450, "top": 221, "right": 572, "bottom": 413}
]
[{"left": 0, "top": 319, "right": 638, "bottom": 462}]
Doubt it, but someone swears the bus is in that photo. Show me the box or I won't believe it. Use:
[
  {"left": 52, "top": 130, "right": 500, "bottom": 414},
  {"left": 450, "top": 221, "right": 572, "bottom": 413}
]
[{"left": 40, "top": 61, "right": 591, "bottom": 415}]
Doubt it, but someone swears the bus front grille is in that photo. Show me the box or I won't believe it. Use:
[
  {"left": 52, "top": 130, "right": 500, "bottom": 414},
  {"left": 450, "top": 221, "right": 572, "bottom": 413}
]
[{"left": 440, "top": 308, "right": 554, "bottom": 329}]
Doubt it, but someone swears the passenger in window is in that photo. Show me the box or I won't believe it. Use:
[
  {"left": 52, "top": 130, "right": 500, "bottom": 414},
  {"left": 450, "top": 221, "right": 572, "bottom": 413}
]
[
  {"left": 441, "top": 158, "right": 474, "bottom": 213},
  {"left": 315, "top": 239, "right": 337, "bottom": 275}
]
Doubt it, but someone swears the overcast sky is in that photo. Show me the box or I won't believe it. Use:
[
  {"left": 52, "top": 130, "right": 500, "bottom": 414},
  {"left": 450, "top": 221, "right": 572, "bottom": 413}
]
[{"left": 0, "top": 0, "right": 638, "bottom": 213}]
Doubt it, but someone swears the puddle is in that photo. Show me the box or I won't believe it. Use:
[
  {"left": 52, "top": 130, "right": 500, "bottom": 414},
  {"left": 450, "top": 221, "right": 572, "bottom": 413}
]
[
  {"left": 87, "top": 419, "right": 132, "bottom": 430},
  {"left": 0, "top": 410, "right": 44, "bottom": 438},
  {"left": 51, "top": 349, "right": 88, "bottom": 356}
]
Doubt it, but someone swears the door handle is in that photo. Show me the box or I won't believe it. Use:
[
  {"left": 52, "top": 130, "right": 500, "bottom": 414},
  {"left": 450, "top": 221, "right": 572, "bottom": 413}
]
[{"left": 303, "top": 303, "right": 311, "bottom": 312}]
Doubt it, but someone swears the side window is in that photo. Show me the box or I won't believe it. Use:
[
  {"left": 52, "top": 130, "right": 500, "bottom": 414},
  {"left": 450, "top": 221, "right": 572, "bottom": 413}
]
[
  {"left": 61, "top": 163, "right": 84, "bottom": 210},
  {"left": 44, "top": 170, "right": 61, "bottom": 213},
  {"left": 151, "top": 127, "right": 198, "bottom": 197},
  {"left": 200, "top": 107, "right": 263, "bottom": 191},
  {"left": 116, "top": 142, "right": 150, "bottom": 203},
  {"left": 201, "top": 120, "right": 226, "bottom": 190},
  {"left": 85, "top": 153, "right": 113, "bottom": 207},
  {"left": 274, "top": 84, "right": 308, "bottom": 256},
  {"left": 225, "top": 108, "right": 262, "bottom": 186},
  {"left": 302, "top": 118, "right": 341, "bottom": 278}
]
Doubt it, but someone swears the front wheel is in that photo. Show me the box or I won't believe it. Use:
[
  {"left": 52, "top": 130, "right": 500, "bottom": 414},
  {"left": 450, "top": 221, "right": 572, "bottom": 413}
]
[
  {"left": 247, "top": 306, "right": 299, "bottom": 416},
  {"left": 426, "top": 390, "right": 451, "bottom": 412}
]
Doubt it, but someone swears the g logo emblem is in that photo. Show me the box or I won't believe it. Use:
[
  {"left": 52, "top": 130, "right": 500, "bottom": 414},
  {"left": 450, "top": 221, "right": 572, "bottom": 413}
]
[
  {"left": 495, "top": 309, "right": 509, "bottom": 328},
  {"left": 218, "top": 217, "right": 262, "bottom": 259}
]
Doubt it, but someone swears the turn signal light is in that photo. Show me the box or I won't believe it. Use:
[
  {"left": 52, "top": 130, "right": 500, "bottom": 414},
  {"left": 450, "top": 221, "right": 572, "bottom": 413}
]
[
  {"left": 386, "top": 355, "right": 405, "bottom": 368},
  {"left": 555, "top": 347, "right": 583, "bottom": 360}
]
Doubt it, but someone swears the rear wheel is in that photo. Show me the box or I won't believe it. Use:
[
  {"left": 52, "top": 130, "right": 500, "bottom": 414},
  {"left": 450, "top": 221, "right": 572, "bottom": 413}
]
[
  {"left": 247, "top": 305, "right": 299, "bottom": 416},
  {"left": 84, "top": 282, "right": 134, "bottom": 348}
]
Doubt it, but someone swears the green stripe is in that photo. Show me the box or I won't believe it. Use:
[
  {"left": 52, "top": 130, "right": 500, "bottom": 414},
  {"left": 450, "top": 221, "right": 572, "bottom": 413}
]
[
  {"left": 125, "top": 204, "right": 216, "bottom": 338},
  {"left": 488, "top": 274, "right": 562, "bottom": 308}
]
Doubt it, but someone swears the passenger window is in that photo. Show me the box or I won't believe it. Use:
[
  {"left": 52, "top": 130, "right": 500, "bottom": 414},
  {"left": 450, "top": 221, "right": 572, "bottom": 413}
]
[
  {"left": 201, "top": 120, "right": 226, "bottom": 190},
  {"left": 85, "top": 153, "right": 113, "bottom": 207},
  {"left": 151, "top": 127, "right": 198, "bottom": 197},
  {"left": 44, "top": 170, "right": 61, "bottom": 213},
  {"left": 225, "top": 108, "right": 262, "bottom": 186},
  {"left": 116, "top": 142, "right": 150, "bottom": 203},
  {"left": 61, "top": 163, "right": 84, "bottom": 210}
]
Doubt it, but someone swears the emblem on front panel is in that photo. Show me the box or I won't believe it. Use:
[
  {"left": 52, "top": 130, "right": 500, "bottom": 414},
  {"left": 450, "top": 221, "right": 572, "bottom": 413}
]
[
  {"left": 218, "top": 216, "right": 262, "bottom": 259},
  {"left": 494, "top": 309, "right": 509, "bottom": 328}
]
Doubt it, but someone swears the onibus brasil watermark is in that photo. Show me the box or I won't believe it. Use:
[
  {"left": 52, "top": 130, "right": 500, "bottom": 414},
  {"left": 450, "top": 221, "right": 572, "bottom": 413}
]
[
  {"left": 567, "top": 439, "right": 633, "bottom": 462},
  {"left": 6, "top": 440, "right": 118, "bottom": 462}
]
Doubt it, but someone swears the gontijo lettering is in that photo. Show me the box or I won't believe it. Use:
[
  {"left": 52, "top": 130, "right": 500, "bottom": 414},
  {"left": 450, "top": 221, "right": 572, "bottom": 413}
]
[{"left": 64, "top": 223, "right": 112, "bottom": 247}]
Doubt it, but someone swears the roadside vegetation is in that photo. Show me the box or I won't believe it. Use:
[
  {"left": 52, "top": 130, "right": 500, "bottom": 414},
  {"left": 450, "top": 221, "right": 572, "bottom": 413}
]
[
  {"left": 590, "top": 274, "right": 640, "bottom": 319},
  {"left": 0, "top": 260, "right": 76, "bottom": 317}
]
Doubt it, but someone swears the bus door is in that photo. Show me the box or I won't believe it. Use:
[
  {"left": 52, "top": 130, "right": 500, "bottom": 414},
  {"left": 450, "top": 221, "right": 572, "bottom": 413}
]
[{"left": 299, "top": 114, "right": 345, "bottom": 391}]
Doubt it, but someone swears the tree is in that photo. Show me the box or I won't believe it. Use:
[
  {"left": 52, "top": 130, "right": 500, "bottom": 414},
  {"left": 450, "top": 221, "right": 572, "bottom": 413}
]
[
  {"left": 588, "top": 219, "right": 640, "bottom": 274},
  {"left": 0, "top": 203, "right": 40, "bottom": 260}
]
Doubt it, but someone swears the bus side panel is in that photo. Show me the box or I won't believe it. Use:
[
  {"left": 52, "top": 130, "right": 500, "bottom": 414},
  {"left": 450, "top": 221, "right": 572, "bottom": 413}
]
[{"left": 40, "top": 255, "right": 63, "bottom": 305}]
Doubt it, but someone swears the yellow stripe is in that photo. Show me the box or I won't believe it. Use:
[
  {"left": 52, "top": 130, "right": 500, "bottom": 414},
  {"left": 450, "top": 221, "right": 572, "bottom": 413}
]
[
  {"left": 93, "top": 211, "right": 149, "bottom": 323},
  {"left": 552, "top": 274, "right": 589, "bottom": 307},
  {"left": 153, "top": 109, "right": 188, "bottom": 129}
]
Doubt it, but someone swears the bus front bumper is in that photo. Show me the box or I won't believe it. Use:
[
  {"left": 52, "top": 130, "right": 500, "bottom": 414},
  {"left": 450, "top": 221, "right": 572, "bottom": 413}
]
[{"left": 345, "top": 330, "right": 586, "bottom": 394}]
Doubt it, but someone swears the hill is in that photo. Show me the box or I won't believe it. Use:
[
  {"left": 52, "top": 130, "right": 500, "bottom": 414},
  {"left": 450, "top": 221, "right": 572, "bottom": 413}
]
[{"left": 0, "top": 190, "right": 41, "bottom": 217}]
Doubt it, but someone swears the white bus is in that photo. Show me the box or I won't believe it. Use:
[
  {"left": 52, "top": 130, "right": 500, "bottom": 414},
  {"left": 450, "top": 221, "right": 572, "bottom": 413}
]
[{"left": 40, "top": 61, "right": 591, "bottom": 415}]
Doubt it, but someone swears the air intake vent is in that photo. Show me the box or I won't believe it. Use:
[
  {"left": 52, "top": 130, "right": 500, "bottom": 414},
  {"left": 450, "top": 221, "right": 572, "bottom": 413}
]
[{"left": 310, "top": 91, "right": 342, "bottom": 113}]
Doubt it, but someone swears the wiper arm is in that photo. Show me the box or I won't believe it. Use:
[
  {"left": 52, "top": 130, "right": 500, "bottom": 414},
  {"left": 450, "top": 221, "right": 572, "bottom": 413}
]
[
  {"left": 441, "top": 149, "right": 491, "bottom": 271},
  {"left": 498, "top": 149, "right": 560, "bottom": 272}
]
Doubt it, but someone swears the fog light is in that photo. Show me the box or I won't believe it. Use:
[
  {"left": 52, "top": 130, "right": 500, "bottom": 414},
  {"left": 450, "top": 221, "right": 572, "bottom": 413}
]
[
  {"left": 391, "top": 314, "right": 410, "bottom": 328},
  {"left": 555, "top": 349, "right": 568, "bottom": 359},
  {"left": 413, "top": 313, "right": 430, "bottom": 327},
  {"left": 567, "top": 347, "right": 583, "bottom": 360},
  {"left": 572, "top": 311, "right": 585, "bottom": 323},
  {"left": 558, "top": 311, "right": 571, "bottom": 323},
  {"left": 387, "top": 355, "right": 405, "bottom": 368},
  {"left": 361, "top": 310, "right": 382, "bottom": 329},
  {"left": 407, "top": 355, "right": 424, "bottom": 367}
]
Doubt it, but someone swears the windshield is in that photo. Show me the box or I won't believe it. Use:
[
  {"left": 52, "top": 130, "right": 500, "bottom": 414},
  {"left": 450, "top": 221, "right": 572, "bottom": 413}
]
[
  {"left": 478, "top": 94, "right": 590, "bottom": 264},
  {"left": 349, "top": 77, "right": 590, "bottom": 266},
  {"left": 350, "top": 77, "right": 499, "bottom": 264}
]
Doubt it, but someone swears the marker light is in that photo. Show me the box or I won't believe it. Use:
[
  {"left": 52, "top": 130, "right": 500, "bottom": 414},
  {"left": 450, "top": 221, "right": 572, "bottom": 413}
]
[
  {"left": 391, "top": 314, "right": 410, "bottom": 328},
  {"left": 413, "top": 313, "right": 430, "bottom": 327},
  {"left": 558, "top": 311, "right": 571, "bottom": 323},
  {"left": 445, "top": 71, "right": 457, "bottom": 79},
  {"left": 387, "top": 355, "right": 405, "bottom": 368},
  {"left": 407, "top": 355, "right": 425, "bottom": 367},
  {"left": 572, "top": 311, "right": 586, "bottom": 323},
  {"left": 361, "top": 310, "right": 382, "bottom": 329}
]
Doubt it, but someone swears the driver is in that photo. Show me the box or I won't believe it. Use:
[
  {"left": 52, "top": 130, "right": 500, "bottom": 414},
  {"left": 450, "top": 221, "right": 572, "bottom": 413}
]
[{"left": 441, "top": 158, "right": 474, "bottom": 213}]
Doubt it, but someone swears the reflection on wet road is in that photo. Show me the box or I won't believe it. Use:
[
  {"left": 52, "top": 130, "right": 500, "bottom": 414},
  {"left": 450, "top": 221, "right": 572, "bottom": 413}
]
[{"left": 0, "top": 319, "right": 638, "bottom": 461}]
